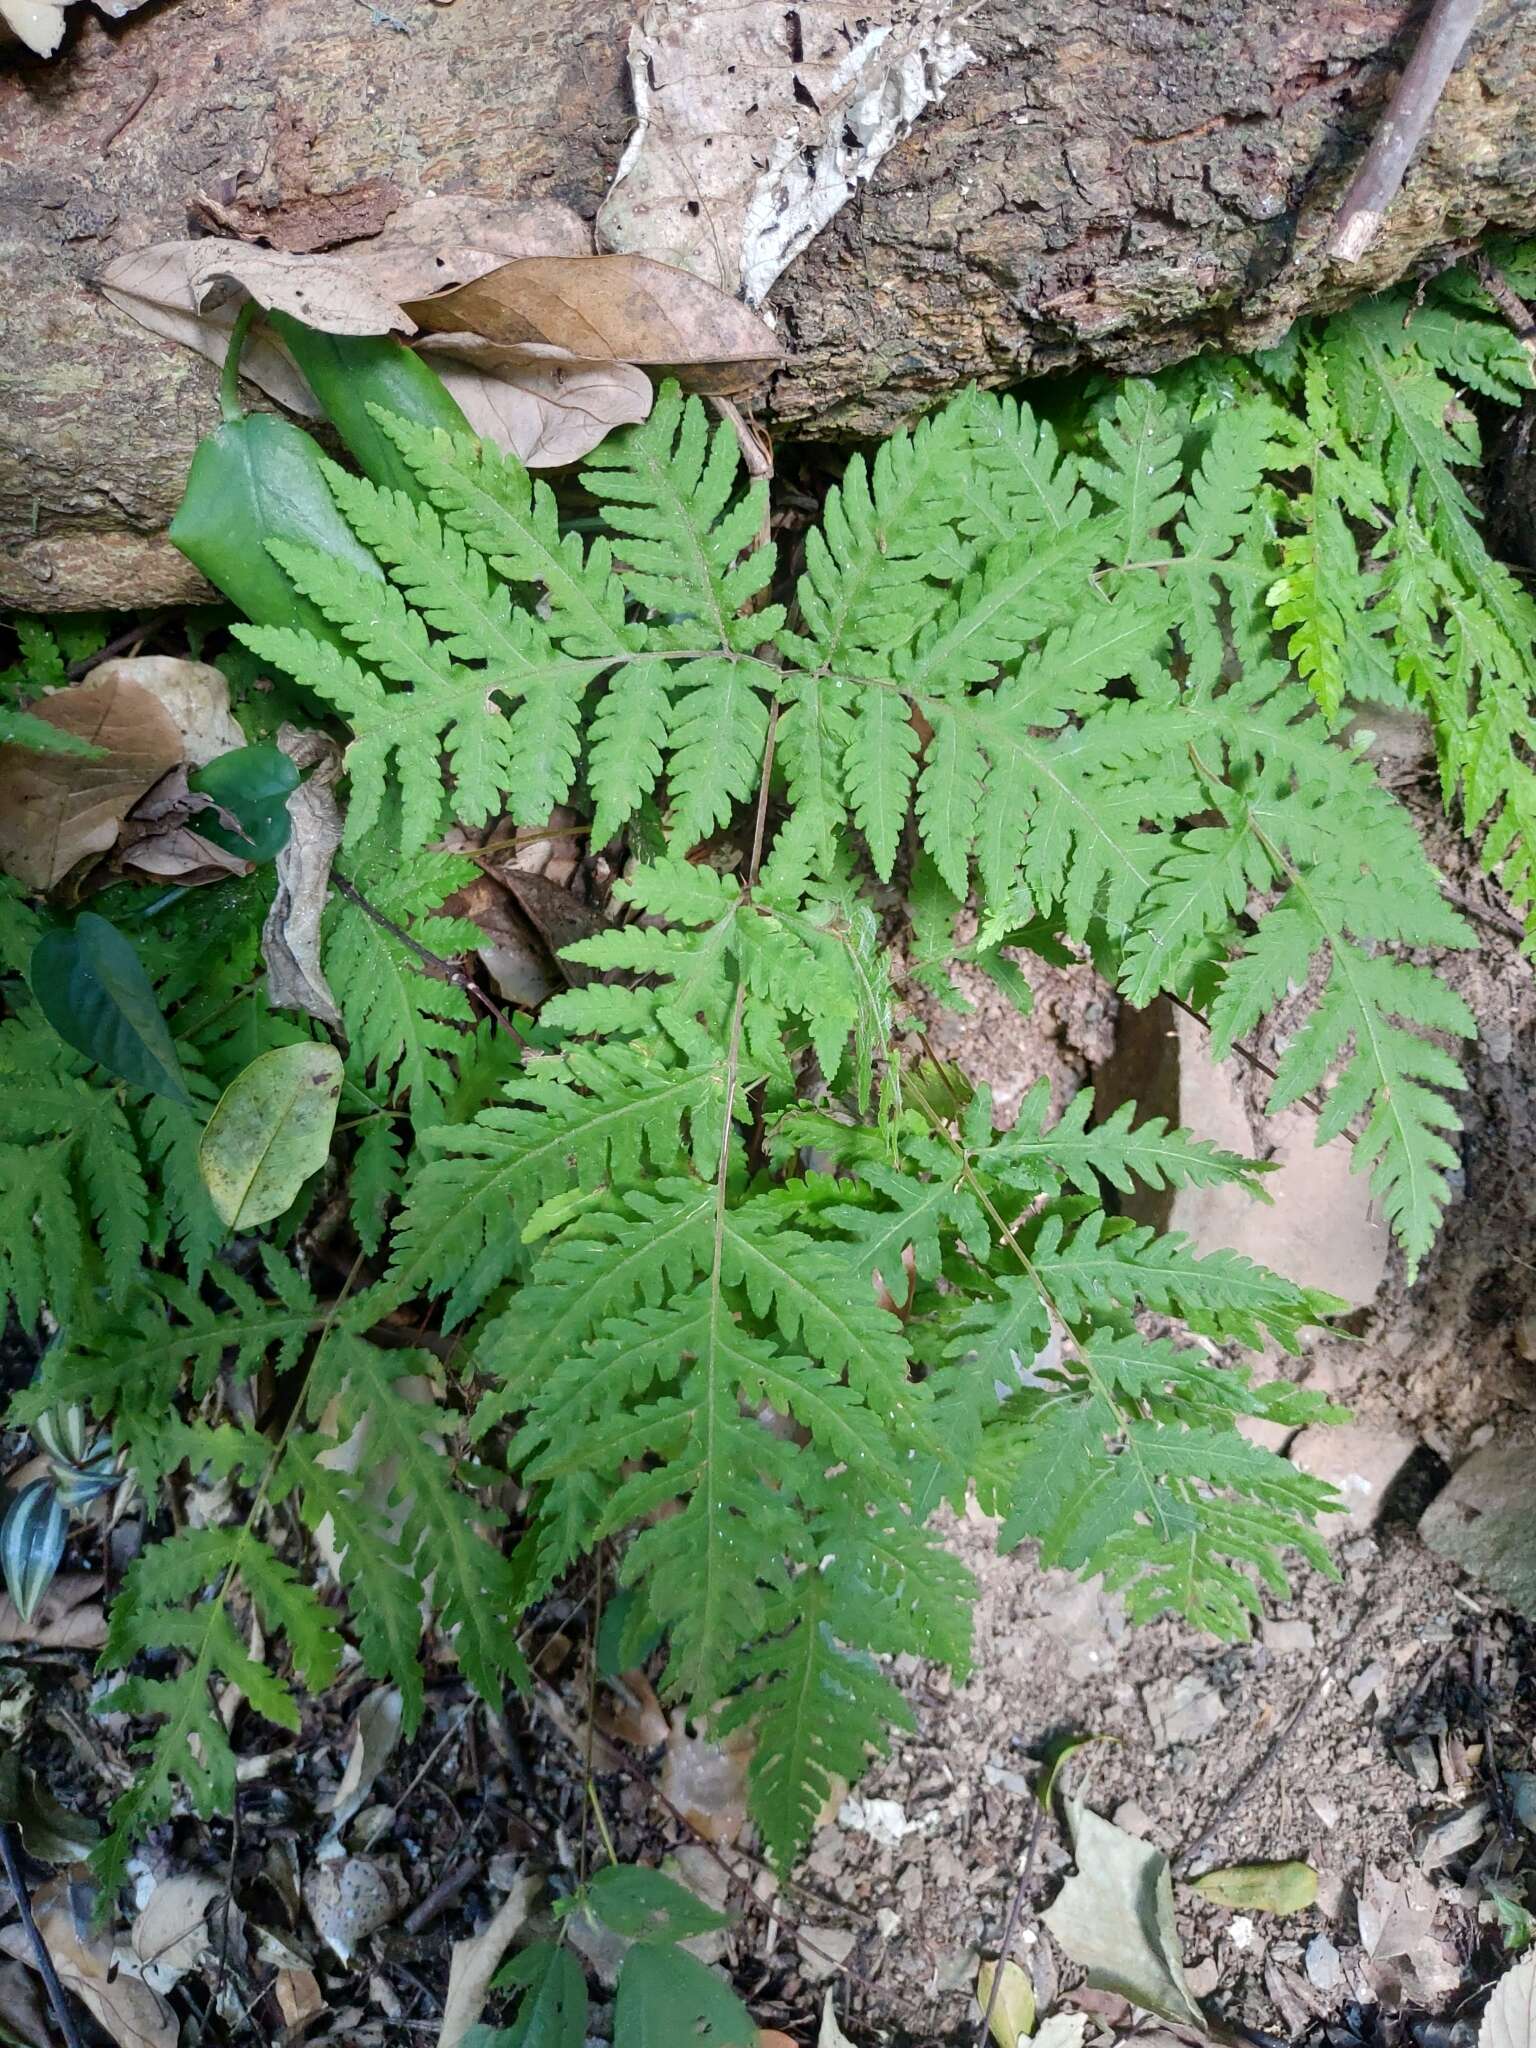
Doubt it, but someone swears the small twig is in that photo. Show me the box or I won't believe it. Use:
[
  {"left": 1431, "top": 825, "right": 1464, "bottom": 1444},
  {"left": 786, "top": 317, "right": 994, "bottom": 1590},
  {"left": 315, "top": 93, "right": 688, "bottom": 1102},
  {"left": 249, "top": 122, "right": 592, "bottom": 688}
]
[
  {"left": 1475, "top": 252, "right": 1536, "bottom": 374},
  {"left": 1164, "top": 991, "right": 1327, "bottom": 1121},
  {"left": 102, "top": 67, "right": 160, "bottom": 153},
  {"left": 1329, "top": 0, "right": 1485, "bottom": 265},
  {"left": 1175, "top": 1595, "right": 1373, "bottom": 1874},
  {"left": 66, "top": 610, "right": 175, "bottom": 679},
  {"left": 974, "top": 1802, "right": 1044, "bottom": 2048},
  {"left": 331, "top": 869, "right": 529, "bottom": 1046},
  {"left": 0, "top": 1824, "right": 85, "bottom": 2048},
  {"left": 1471, "top": 1633, "right": 1517, "bottom": 1845},
  {"left": 403, "top": 1856, "right": 480, "bottom": 1935}
]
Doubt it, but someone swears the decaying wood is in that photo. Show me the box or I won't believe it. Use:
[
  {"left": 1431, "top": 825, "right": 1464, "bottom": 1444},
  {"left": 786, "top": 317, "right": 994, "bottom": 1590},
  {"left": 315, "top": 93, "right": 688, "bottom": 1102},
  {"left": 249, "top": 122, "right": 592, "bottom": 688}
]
[{"left": 2, "top": 0, "right": 1536, "bottom": 609}]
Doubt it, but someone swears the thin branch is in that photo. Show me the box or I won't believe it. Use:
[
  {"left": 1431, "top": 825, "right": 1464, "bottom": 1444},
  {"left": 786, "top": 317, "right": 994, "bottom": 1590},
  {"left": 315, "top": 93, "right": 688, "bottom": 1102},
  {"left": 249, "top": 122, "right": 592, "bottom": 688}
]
[
  {"left": 1329, "top": 0, "right": 1485, "bottom": 265},
  {"left": 330, "top": 868, "right": 529, "bottom": 1047},
  {"left": 1475, "top": 251, "right": 1536, "bottom": 376},
  {"left": 974, "top": 1801, "right": 1045, "bottom": 2048},
  {"left": 0, "top": 1824, "right": 85, "bottom": 2048}
]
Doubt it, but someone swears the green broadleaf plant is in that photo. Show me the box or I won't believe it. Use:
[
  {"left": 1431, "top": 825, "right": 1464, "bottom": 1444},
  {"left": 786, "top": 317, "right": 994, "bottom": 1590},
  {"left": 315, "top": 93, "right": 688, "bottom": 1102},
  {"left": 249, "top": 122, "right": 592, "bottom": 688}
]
[{"left": 2, "top": 252, "right": 1530, "bottom": 1895}]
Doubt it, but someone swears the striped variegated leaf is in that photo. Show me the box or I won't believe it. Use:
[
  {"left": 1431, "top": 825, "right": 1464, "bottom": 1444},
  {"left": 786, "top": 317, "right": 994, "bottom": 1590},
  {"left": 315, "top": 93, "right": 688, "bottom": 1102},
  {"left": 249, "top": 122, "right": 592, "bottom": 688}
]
[{"left": 0, "top": 1480, "right": 67, "bottom": 1624}]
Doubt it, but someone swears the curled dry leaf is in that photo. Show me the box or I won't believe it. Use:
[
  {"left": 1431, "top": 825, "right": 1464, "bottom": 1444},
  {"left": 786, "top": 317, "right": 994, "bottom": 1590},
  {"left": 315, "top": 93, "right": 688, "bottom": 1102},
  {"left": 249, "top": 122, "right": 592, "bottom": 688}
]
[
  {"left": 0, "top": 1881, "right": 177, "bottom": 2048},
  {"left": 434, "top": 1872, "right": 536, "bottom": 2048},
  {"left": 99, "top": 197, "right": 593, "bottom": 417},
  {"left": 415, "top": 334, "right": 653, "bottom": 466},
  {"left": 263, "top": 726, "right": 344, "bottom": 1028},
  {"left": 274, "top": 1966, "right": 326, "bottom": 2038},
  {"left": 600, "top": 0, "right": 977, "bottom": 303},
  {"left": 405, "top": 253, "right": 784, "bottom": 394},
  {"left": 0, "top": 676, "right": 182, "bottom": 891},
  {"left": 328, "top": 1686, "right": 405, "bottom": 1828}
]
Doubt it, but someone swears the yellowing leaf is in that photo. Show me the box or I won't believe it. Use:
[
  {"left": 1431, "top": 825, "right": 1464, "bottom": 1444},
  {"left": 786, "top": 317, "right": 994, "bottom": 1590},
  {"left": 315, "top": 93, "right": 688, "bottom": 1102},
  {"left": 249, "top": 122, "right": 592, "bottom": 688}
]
[
  {"left": 198, "top": 1042, "right": 343, "bottom": 1230},
  {"left": 1189, "top": 1861, "right": 1318, "bottom": 1914},
  {"left": 977, "top": 1956, "right": 1035, "bottom": 2048}
]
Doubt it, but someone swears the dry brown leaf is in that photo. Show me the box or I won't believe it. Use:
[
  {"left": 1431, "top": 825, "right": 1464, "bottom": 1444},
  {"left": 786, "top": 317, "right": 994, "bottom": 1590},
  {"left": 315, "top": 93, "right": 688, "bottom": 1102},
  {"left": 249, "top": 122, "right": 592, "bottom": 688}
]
[
  {"left": 88, "top": 658, "right": 245, "bottom": 768},
  {"left": 100, "top": 199, "right": 592, "bottom": 411},
  {"left": 361, "top": 194, "right": 592, "bottom": 302},
  {"left": 103, "top": 240, "right": 413, "bottom": 339},
  {"left": 131, "top": 1873, "right": 226, "bottom": 1991},
  {"left": 328, "top": 1687, "right": 405, "bottom": 1828},
  {"left": 596, "top": 1667, "right": 670, "bottom": 1749},
  {"left": 600, "top": 0, "right": 977, "bottom": 303},
  {"left": 0, "top": 1883, "right": 177, "bottom": 2048},
  {"left": 405, "top": 254, "right": 783, "bottom": 394},
  {"left": 0, "top": 676, "right": 182, "bottom": 891},
  {"left": 659, "top": 1711, "right": 754, "bottom": 1845},
  {"left": 435, "top": 1872, "right": 536, "bottom": 2048},
  {"left": 415, "top": 334, "right": 653, "bottom": 466},
  {"left": 262, "top": 726, "right": 344, "bottom": 1027},
  {"left": 760, "top": 2035, "right": 799, "bottom": 2048},
  {"left": 273, "top": 1966, "right": 326, "bottom": 2039},
  {"left": 0, "top": 1573, "right": 106, "bottom": 1649}
]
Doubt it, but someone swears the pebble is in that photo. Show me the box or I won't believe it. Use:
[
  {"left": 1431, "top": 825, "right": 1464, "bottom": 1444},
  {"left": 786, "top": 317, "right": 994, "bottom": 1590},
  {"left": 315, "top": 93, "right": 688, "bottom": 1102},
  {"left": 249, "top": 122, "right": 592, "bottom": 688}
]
[
  {"left": 1143, "top": 1671, "right": 1227, "bottom": 1749},
  {"left": 1262, "top": 1618, "right": 1316, "bottom": 1655},
  {"left": 1305, "top": 1932, "right": 1342, "bottom": 1991}
]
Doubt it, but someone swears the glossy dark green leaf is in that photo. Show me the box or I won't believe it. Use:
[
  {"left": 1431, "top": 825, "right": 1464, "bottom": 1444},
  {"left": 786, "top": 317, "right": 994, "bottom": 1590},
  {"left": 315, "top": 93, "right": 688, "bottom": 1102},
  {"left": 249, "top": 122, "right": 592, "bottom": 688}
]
[
  {"left": 587, "top": 1864, "right": 731, "bottom": 1944},
  {"left": 29, "top": 913, "right": 192, "bottom": 1107},
  {"left": 189, "top": 742, "right": 299, "bottom": 862},
  {"left": 265, "top": 313, "right": 472, "bottom": 498},
  {"left": 478, "top": 1943, "right": 589, "bottom": 2047},
  {"left": 0, "top": 1480, "right": 67, "bottom": 1624},
  {"left": 611, "top": 1943, "right": 755, "bottom": 2047},
  {"left": 169, "top": 411, "right": 385, "bottom": 649}
]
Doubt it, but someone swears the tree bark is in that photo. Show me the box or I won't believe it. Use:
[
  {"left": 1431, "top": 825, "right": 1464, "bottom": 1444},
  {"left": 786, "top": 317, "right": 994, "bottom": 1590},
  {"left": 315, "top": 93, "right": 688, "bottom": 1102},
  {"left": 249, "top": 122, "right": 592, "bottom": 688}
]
[{"left": 2, "top": 0, "right": 1535, "bottom": 610}]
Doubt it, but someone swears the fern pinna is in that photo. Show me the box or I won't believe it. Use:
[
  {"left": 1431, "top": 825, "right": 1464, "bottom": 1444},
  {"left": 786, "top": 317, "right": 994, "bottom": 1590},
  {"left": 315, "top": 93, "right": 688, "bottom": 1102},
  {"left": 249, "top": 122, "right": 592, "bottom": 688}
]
[{"left": 3, "top": 254, "right": 1529, "bottom": 1886}]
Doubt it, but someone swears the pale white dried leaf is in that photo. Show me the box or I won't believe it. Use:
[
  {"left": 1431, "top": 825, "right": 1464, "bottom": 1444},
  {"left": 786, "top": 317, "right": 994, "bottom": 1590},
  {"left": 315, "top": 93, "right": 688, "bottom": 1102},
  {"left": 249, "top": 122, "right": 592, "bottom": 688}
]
[
  {"left": 302, "top": 1855, "right": 408, "bottom": 1965},
  {"left": 1483, "top": 1954, "right": 1536, "bottom": 2048},
  {"left": 819, "top": 1989, "right": 857, "bottom": 2046},
  {"left": 414, "top": 334, "right": 653, "bottom": 465},
  {"left": 1034, "top": 2015, "right": 1091, "bottom": 2048},
  {"left": 435, "top": 1873, "right": 536, "bottom": 2048},
  {"left": 598, "top": 0, "right": 978, "bottom": 303},
  {"left": 0, "top": 0, "right": 67, "bottom": 56},
  {"left": 328, "top": 1687, "right": 405, "bottom": 1827},
  {"left": 262, "top": 726, "right": 344, "bottom": 1028},
  {"left": 1041, "top": 1801, "right": 1208, "bottom": 2032}
]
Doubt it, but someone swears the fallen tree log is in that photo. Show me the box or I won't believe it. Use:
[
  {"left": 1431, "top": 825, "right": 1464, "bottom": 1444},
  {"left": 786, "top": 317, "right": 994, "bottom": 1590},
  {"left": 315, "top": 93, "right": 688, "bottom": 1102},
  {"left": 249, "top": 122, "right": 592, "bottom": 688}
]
[{"left": 2, "top": 0, "right": 1535, "bottom": 610}]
